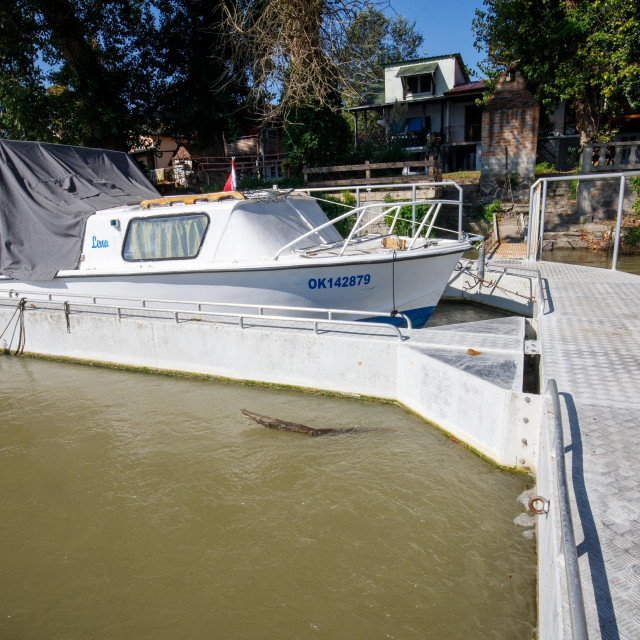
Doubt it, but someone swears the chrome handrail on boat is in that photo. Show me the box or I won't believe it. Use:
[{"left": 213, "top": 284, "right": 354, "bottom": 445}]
[
  {"left": 0, "top": 289, "right": 413, "bottom": 337},
  {"left": 274, "top": 198, "right": 463, "bottom": 261},
  {"left": 273, "top": 180, "right": 468, "bottom": 260},
  {"left": 295, "top": 180, "right": 466, "bottom": 241}
]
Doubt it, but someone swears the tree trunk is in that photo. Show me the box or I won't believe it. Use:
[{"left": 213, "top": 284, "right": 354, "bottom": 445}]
[{"left": 574, "top": 83, "right": 600, "bottom": 145}]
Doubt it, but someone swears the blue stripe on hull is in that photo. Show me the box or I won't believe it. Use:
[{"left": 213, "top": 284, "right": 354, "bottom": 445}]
[{"left": 362, "top": 305, "right": 435, "bottom": 329}]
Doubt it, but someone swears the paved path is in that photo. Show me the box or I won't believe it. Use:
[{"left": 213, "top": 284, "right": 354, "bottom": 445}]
[{"left": 537, "top": 262, "right": 640, "bottom": 640}]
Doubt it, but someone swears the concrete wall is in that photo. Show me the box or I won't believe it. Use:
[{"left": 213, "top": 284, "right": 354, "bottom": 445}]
[{"left": 0, "top": 301, "right": 539, "bottom": 470}]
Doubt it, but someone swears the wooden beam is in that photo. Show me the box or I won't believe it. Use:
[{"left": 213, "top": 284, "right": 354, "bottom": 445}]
[
  {"left": 305, "top": 175, "right": 437, "bottom": 188},
  {"left": 303, "top": 159, "right": 435, "bottom": 175}
]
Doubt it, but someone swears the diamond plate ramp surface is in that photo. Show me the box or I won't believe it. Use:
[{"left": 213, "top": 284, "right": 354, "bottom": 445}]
[{"left": 539, "top": 262, "right": 640, "bottom": 639}]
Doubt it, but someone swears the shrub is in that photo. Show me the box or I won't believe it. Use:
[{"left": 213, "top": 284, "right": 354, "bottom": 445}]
[
  {"left": 316, "top": 192, "right": 356, "bottom": 237},
  {"left": 630, "top": 176, "right": 640, "bottom": 217},
  {"left": 569, "top": 179, "right": 579, "bottom": 201},
  {"left": 535, "top": 161, "right": 555, "bottom": 174},
  {"left": 382, "top": 193, "right": 435, "bottom": 237},
  {"left": 622, "top": 224, "right": 640, "bottom": 253},
  {"left": 481, "top": 199, "right": 502, "bottom": 225}
]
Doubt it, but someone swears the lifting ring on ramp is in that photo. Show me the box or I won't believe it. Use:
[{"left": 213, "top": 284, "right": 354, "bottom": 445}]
[{"left": 528, "top": 495, "right": 550, "bottom": 515}]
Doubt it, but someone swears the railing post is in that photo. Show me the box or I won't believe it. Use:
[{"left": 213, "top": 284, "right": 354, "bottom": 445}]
[
  {"left": 412, "top": 185, "right": 417, "bottom": 235},
  {"left": 611, "top": 175, "right": 626, "bottom": 271},
  {"left": 539, "top": 180, "right": 548, "bottom": 260},
  {"left": 580, "top": 145, "right": 592, "bottom": 174}
]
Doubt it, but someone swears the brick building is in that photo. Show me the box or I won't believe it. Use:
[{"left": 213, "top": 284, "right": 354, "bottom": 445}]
[{"left": 480, "top": 67, "right": 540, "bottom": 188}]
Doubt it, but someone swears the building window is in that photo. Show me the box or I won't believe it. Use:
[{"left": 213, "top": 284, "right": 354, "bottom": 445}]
[
  {"left": 404, "top": 74, "right": 434, "bottom": 97},
  {"left": 123, "top": 213, "right": 209, "bottom": 261}
]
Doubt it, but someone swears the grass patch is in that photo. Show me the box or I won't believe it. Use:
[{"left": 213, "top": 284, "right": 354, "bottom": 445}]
[{"left": 442, "top": 170, "right": 480, "bottom": 181}]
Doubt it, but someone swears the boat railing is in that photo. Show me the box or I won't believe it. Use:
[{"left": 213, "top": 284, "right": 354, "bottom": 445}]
[
  {"left": 274, "top": 195, "right": 465, "bottom": 261},
  {"left": 297, "top": 180, "right": 466, "bottom": 239},
  {"left": 0, "top": 289, "right": 412, "bottom": 340}
]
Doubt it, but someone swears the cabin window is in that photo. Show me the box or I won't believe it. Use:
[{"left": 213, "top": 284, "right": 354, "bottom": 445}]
[{"left": 123, "top": 213, "right": 209, "bottom": 261}]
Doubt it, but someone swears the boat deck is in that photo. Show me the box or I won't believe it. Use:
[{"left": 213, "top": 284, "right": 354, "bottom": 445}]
[{"left": 506, "top": 259, "right": 640, "bottom": 639}]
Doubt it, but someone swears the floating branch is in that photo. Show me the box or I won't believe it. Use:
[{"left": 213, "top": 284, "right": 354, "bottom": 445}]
[{"left": 241, "top": 409, "right": 356, "bottom": 437}]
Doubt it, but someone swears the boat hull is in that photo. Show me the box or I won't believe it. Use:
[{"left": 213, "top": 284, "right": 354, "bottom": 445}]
[{"left": 0, "top": 248, "right": 464, "bottom": 329}]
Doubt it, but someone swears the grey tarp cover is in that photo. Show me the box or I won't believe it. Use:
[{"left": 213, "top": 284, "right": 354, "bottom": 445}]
[{"left": 0, "top": 140, "right": 160, "bottom": 280}]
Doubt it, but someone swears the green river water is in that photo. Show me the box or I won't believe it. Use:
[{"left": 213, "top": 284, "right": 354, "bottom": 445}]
[{"left": 0, "top": 318, "right": 536, "bottom": 639}]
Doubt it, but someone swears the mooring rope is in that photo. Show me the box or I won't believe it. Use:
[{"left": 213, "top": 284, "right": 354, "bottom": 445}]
[
  {"left": 462, "top": 268, "right": 535, "bottom": 302},
  {"left": 0, "top": 297, "right": 27, "bottom": 355}
]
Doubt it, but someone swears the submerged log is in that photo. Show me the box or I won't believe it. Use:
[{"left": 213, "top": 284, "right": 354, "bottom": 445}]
[{"left": 241, "top": 409, "right": 356, "bottom": 437}]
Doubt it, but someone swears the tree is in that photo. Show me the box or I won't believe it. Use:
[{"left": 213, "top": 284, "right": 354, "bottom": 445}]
[
  {"left": 220, "top": 0, "right": 417, "bottom": 125},
  {"left": 154, "top": 0, "right": 249, "bottom": 153},
  {"left": 340, "top": 7, "right": 424, "bottom": 101},
  {"left": 473, "top": 0, "right": 640, "bottom": 145},
  {"left": 1, "top": 0, "right": 160, "bottom": 149}
]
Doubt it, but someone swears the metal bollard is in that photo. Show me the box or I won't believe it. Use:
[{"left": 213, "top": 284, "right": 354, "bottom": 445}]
[{"left": 478, "top": 246, "right": 485, "bottom": 281}]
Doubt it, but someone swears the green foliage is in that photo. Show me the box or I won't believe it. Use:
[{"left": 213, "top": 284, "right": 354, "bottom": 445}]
[
  {"left": 341, "top": 7, "right": 424, "bottom": 102},
  {"left": 201, "top": 182, "right": 225, "bottom": 194},
  {"left": 473, "top": 0, "right": 640, "bottom": 143},
  {"left": 284, "top": 105, "right": 352, "bottom": 168},
  {"left": 622, "top": 225, "right": 640, "bottom": 252},
  {"left": 481, "top": 200, "right": 502, "bottom": 225},
  {"left": 535, "top": 161, "right": 556, "bottom": 175},
  {"left": 0, "top": 0, "right": 248, "bottom": 150},
  {"left": 569, "top": 180, "right": 579, "bottom": 201},
  {"left": 345, "top": 140, "right": 408, "bottom": 165},
  {"left": 382, "top": 193, "right": 434, "bottom": 238},
  {"left": 630, "top": 177, "right": 640, "bottom": 217},
  {"left": 316, "top": 192, "right": 356, "bottom": 237}
]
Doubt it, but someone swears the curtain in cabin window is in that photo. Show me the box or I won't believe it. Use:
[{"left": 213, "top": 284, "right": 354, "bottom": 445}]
[{"left": 123, "top": 213, "right": 209, "bottom": 260}]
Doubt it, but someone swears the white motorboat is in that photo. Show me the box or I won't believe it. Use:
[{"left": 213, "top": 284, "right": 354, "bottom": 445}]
[{"left": 0, "top": 141, "right": 472, "bottom": 328}]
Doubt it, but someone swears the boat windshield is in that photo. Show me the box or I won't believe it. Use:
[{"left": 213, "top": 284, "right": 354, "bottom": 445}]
[{"left": 123, "top": 213, "right": 209, "bottom": 261}]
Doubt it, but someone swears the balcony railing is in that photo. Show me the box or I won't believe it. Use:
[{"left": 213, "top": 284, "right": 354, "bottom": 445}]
[
  {"left": 445, "top": 124, "right": 481, "bottom": 144},
  {"left": 580, "top": 141, "right": 640, "bottom": 173}
]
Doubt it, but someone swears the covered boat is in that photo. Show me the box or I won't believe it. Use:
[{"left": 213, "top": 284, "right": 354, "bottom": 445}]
[{"left": 0, "top": 141, "right": 472, "bottom": 328}]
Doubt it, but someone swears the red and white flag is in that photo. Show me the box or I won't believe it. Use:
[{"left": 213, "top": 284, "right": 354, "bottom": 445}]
[{"left": 223, "top": 158, "right": 237, "bottom": 191}]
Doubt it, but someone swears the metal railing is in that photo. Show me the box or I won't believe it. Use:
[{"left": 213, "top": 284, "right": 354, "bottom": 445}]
[
  {"left": 546, "top": 378, "right": 589, "bottom": 640},
  {"left": 526, "top": 171, "right": 640, "bottom": 269},
  {"left": 273, "top": 198, "right": 465, "bottom": 261},
  {"left": 295, "top": 180, "right": 466, "bottom": 241},
  {"left": 0, "top": 289, "right": 412, "bottom": 341}
]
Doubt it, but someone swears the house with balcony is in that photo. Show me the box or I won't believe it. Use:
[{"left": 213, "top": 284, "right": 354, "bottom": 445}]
[{"left": 345, "top": 53, "right": 485, "bottom": 172}]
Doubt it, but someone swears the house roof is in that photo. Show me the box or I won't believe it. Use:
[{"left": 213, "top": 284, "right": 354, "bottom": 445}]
[
  {"left": 382, "top": 53, "right": 470, "bottom": 83},
  {"left": 444, "top": 80, "right": 487, "bottom": 95},
  {"left": 396, "top": 62, "right": 437, "bottom": 77}
]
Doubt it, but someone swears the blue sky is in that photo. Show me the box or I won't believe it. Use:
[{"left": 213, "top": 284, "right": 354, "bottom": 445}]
[{"left": 387, "top": 0, "right": 486, "bottom": 77}]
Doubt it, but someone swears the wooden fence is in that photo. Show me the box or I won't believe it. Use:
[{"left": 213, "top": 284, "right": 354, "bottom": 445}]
[{"left": 303, "top": 158, "right": 441, "bottom": 187}]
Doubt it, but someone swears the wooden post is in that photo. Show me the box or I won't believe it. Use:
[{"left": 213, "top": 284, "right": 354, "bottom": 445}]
[
  {"left": 365, "top": 160, "right": 371, "bottom": 180},
  {"left": 354, "top": 111, "right": 358, "bottom": 148}
]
